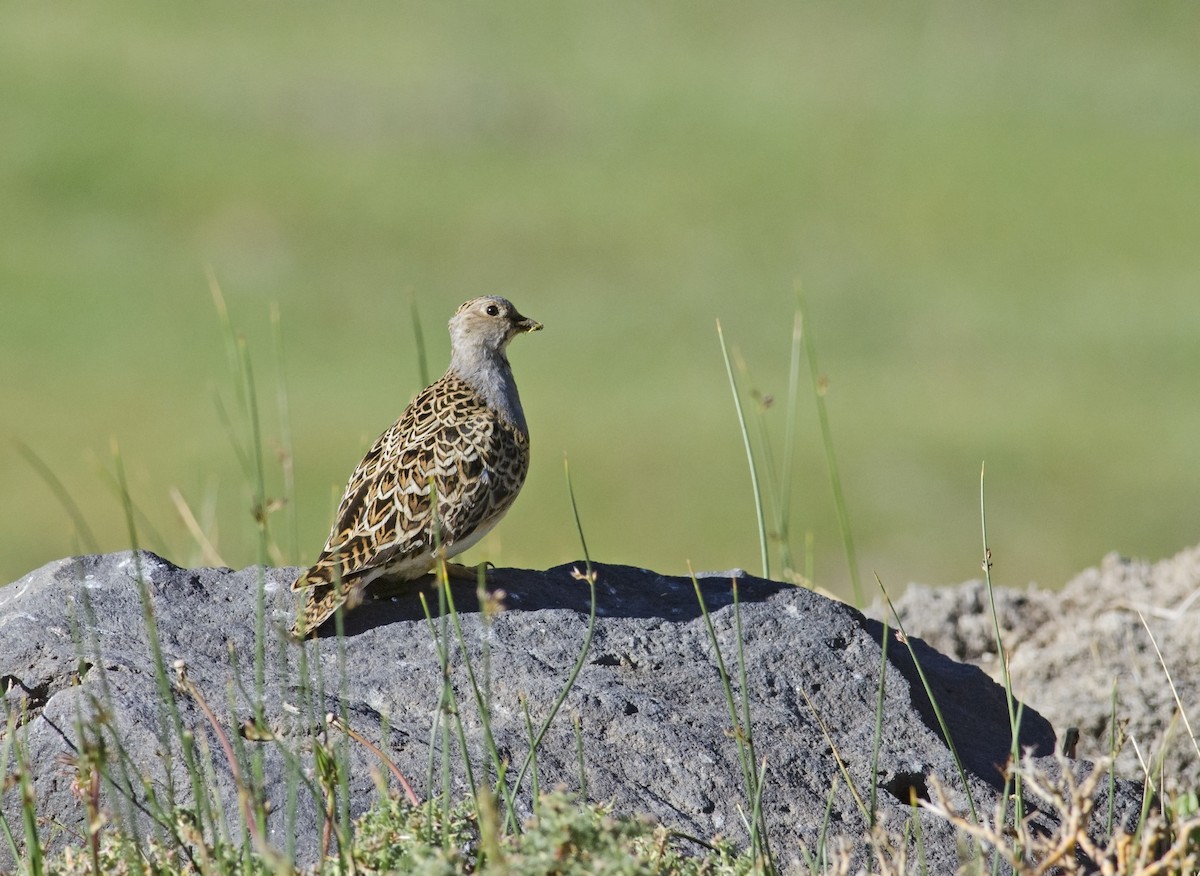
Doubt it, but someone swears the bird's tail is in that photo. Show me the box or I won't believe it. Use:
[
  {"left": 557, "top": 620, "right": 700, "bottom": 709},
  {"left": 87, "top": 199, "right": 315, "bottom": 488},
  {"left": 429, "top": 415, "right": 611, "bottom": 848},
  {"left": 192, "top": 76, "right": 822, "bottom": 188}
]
[{"left": 290, "top": 560, "right": 362, "bottom": 638}]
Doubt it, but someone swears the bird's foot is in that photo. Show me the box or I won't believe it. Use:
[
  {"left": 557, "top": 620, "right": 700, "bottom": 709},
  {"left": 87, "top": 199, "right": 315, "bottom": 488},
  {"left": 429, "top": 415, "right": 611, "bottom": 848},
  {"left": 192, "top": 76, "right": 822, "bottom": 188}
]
[
  {"left": 367, "top": 578, "right": 414, "bottom": 600},
  {"left": 440, "top": 560, "right": 494, "bottom": 581}
]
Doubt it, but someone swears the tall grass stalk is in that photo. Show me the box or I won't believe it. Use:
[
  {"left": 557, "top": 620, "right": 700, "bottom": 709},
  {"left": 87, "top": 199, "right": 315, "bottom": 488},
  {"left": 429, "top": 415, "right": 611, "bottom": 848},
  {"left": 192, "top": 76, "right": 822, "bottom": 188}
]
[
  {"left": 420, "top": 494, "right": 486, "bottom": 828},
  {"left": 414, "top": 545, "right": 474, "bottom": 854},
  {"left": 796, "top": 289, "right": 863, "bottom": 605},
  {"left": 747, "top": 757, "right": 770, "bottom": 868},
  {"left": 15, "top": 442, "right": 100, "bottom": 555},
  {"left": 424, "top": 578, "right": 482, "bottom": 799},
  {"left": 978, "top": 463, "right": 1025, "bottom": 851},
  {"left": 0, "top": 711, "right": 22, "bottom": 865},
  {"left": 1136, "top": 609, "right": 1200, "bottom": 763},
  {"left": 207, "top": 274, "right": 277, "bottom": 748},
  {"left": 731, "top": 580, "right": 755, "bottom": 783},
  {"left": 797, "top": 776, "right": 839, "bottom": 873},
  {"left": 295, "top": 605, "right": 348, "bottom": 861},
  {"left": 688, "top": 566, "right": 774, "bottom": 871},
  {"left": 112, "top": 442, "right": 211, "bottom": 856},
  {"left": 573, "top": 715, "right": 587, "bottom": 799},
  {"left": 1108, "top": 682, "right": 1120, "bottom": 834},
  {"left": 209, "top": 277, "right": 285, "bottom": 864},
  {"left": 797, "top": 685, "right": 868, "bottom": 820},
  {"left": 520, "top": 698, "right": 541, "bottom": 807},
  {"left": 779, "top": 310, "right": 804, "bottom": 578},
  {"left": 335, "top": 603, "right": 354, "bottom": 870},
  {"left": 169, "top": 487, "right": 226, "bottom": 567},
  {"left": 14, "top": 728, "right": 42, "bottom": 876},
  {"left": 717, "top": 319, "right": 770, "bottom": 580},
  {"left": 208, "top": 270, "right": 254, "bottom": 488},
  {"left": 730, "top": 350, "right": 791, "bottom": 582},
  {"left": 733, "top": 577, "right": 773, "bottom": 866},
  {"left": 910, "top": 796, "right": 929, "bottom": 876},
  {"left": 327, "top": 715, "right": 419, "bottom": 806},
  {"left": 724, "top": 308, "right": 808, "bottom": 583},
  {"left": 271, "top": 302, "right": 300, "bottom": 565},
  {"left": 235, "top": 337, "right": 270, "bottom": 697},
  {"left": 435, "top": 582, "right": 455, "bottom": 854},
  {"left": 730, "top": 579, "right": 783, "bottom": 866},
  {"left": 174, "top": 661, "right": 262, "bottom": 856},
  {"left": 978, "top": 466, "right": 1014, "bottom": 719},
  {"left": 869, "top": 610, "right": 891, "bottom": 830},
  {"left": 417, "top": 477, "right": 463, "bottom": 844},
  {"left": 0, "top": 707, "right": 44, "bottom": 876},
  {"left": 71, "top": 581, "right": 151, "bottom": 865},
  {"left": 96, "top": 466, "right": 171, "bottom": 557},
  {"left": 433, "top": 565, "right": 519, "bottom": 821},
  {"left": 410, "top": 292, "right": 430, "bottom": 388},
  {"left": 419, "top": 612, "right": 444, "bottom": 843},
  {"left": 505, "top": 459, "right": 598, "bottom": 828},
  {"left": 190, "top": 720, "right": 237, "bottom": 874},
  {"left": 877, "top": 577, "right": 980, "bottom": 826}
]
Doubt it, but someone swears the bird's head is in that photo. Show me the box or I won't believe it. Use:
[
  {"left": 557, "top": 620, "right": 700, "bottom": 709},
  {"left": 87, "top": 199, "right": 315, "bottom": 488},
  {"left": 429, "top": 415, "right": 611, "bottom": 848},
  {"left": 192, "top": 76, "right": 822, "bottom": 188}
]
[{"left": 448, "top": 296, "right": 542, "bottom": 358}]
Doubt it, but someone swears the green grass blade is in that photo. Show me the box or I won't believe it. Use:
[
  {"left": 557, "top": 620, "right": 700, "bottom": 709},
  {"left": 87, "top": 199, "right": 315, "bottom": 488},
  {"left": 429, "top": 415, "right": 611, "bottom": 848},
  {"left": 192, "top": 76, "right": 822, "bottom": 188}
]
[
  {"left": 732, "top": 350, "right": 789, "bottom": 578},
  {"left": 979, "top": 463, "right": 1024, "bottom": 842},
  {"left": 573, "top": 714, "right": 587, "bottom": 800},
  {"left": 438, "top": 569, "right": 514, "bottom": 815},
  {"left": 15, "top": 732, "right": 43, "bottom": 876},
  {"left": 1108, "top": 680, "right": 1119, "bottom": 834},
  {"left": 70, "top": 582, "right": 149, "bottom": 860},
  {"left": 688, "top": 569, "right": 760, "bottom": 827},
  {"left": 507, "top": 458, "right": 598, "bottom": 826},
  {"left": 521, "top": 697, "right": 540, "bottom": 810},
  {"left": 912, "top": 796, "right": 929, "bottom": 876},
  {"left": 0, "top": 711, "right": 20, "bottom": 866},
  {"left": 334, "top": 598, "right": 355, "bottom": 870},
  {"left": 14, "top": 442, "right": 100, "bottom": 554},
  {"left": 779, "top": 309, "right": 804, "bottom": 577},
  {"left": 112, "top": 444, "right": 183, "bottom": 821},
  {"left": 410, "top": 291, "right": 430, "bottom": 388},
  {"left": 1137, "top": 608, "right": 1200, "bottom": 761},
  {"left": 796, "top": 289, "right": 862, "bottom": 604},
  {"left": 869, "top": 610, "right": 890, "bottom": 829},
  {"left": 731, "top": 578, "right": 773, "bottom": 867},
  {"left": 877, "top": 575, "right": 980, "bottom": 826},
  {"left": 717, "top": 319, "right": 770, "bottom": 580},
  {"left": 270, "top": 301, "right": 300, "bottom": 564}
]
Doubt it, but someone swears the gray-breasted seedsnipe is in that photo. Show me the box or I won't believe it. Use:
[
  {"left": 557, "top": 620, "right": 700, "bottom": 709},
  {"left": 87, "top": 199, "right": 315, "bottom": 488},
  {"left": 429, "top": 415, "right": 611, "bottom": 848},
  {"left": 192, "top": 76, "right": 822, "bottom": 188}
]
[{"left": 291, "top": 296, "right": 541, "bottom": 637}]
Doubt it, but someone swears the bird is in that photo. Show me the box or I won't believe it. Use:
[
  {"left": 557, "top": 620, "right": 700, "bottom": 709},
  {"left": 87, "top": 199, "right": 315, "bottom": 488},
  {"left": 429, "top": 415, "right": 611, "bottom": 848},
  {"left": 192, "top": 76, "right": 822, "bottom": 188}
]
[{"left": 290, "top": 296, "right": 542, "bottom": 637}]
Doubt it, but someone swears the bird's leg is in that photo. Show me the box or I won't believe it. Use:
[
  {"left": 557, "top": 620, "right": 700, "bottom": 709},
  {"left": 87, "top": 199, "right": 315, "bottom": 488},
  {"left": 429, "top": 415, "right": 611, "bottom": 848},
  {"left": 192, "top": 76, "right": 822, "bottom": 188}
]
[
  {"left": 368, "top": 562, "right": 488, "bottom": 599},
  {"left": 441, "top": 560, "right": 494, "bottom": 581},
  {"left": 366, "top": 577, "right": 415, "bottom": 600}
]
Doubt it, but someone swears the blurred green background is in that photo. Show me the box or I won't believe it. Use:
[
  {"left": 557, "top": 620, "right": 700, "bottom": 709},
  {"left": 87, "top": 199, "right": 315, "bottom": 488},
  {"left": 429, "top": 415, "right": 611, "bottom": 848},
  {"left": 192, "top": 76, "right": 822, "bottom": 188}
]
[{"left": 3, "top": 3, "right": 1198, "bottom": 600}]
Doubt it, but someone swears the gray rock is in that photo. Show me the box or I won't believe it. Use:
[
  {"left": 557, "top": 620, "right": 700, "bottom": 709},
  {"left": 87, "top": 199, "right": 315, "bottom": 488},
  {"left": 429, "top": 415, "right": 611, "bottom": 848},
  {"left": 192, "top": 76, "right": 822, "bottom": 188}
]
[
  {"left": 882, "top": 545, "right": 1200, "bottom": 793},
  {"left": 0, "top": 552, "right": 1139, "bottom": 871}
]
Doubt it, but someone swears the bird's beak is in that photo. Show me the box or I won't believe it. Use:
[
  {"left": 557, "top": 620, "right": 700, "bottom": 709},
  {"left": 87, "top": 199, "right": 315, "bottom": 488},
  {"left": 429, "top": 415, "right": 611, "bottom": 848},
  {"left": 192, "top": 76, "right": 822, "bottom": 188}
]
[{"left": 516, "top": 314, "right": 543, "bottom": 333}]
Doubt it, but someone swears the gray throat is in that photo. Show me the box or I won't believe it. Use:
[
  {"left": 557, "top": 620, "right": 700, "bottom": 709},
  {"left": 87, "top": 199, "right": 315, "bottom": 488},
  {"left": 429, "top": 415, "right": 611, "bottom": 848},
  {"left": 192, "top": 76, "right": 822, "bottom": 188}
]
[{"left": 448, "top": 348, "right": 529, "bottom": 436}]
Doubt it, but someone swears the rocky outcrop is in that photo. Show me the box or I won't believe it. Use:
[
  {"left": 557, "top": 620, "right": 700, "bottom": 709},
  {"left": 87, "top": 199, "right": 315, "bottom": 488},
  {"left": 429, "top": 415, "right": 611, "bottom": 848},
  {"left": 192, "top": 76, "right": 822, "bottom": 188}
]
[
  {"left": 0, "top": 552, "right": 1140, "bottom": 871},
  {"left": 884, "top": 544, "right": 1200, "bottom": 794}
]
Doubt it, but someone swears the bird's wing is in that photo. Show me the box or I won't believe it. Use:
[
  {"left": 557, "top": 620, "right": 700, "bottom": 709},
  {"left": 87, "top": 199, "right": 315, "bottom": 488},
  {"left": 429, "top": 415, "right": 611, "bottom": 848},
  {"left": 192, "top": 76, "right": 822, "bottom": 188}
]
[
  {"left": 292, "top": 380, "right": 447, "bottom": 593},
  {"left": 290, "top": 375, "right": 530, "bottom": 636},
  {"left": 294, "top": 375, "right": 532, "bottom": 587},
  {"left": 289, "top": 381, "right": 448, "bottom": 637}
]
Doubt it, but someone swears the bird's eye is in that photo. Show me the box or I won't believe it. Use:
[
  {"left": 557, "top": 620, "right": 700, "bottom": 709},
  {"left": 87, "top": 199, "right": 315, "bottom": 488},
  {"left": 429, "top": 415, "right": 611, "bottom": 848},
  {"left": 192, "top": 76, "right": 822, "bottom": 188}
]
[{"left": 485, "top": 304, "right": 500, "bottom": 316}]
